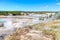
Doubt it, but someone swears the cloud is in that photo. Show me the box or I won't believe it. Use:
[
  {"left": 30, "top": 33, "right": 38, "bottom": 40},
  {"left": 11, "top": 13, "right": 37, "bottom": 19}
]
[{"left": 56, "top": 3, "right": 60, "bottom": 5}]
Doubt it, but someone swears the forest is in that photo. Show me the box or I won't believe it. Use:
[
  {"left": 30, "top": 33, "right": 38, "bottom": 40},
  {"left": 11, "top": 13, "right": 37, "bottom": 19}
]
[{"left": 0, "top": 11, "right": 58, "bottom": 15}]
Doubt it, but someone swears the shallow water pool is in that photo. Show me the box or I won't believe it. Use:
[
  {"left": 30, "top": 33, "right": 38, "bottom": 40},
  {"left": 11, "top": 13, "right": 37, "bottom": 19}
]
[{"left": 0, "top": 19, "right": 6, "bottom": 23}]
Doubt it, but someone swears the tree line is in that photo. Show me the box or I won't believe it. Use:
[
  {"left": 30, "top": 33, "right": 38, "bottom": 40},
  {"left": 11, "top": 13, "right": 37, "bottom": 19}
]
[{"left": 0, "top": 11, "right": 58, "bottom": 15}]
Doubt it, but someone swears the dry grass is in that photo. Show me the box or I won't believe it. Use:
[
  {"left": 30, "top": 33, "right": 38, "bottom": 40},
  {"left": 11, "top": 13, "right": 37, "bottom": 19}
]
[{"left": 5, "top": 20, "right": 60, "bottom": 40}]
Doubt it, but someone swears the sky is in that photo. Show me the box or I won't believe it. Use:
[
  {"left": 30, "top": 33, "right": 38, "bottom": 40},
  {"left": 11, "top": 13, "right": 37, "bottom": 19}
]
[{"left": 0, "top": 0, "right": 60, "bottom": 11}]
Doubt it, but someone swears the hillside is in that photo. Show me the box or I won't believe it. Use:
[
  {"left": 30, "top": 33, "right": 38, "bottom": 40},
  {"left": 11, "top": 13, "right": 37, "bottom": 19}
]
[{"left": 5, "top": 20, "right": 60, "bottom": 40}]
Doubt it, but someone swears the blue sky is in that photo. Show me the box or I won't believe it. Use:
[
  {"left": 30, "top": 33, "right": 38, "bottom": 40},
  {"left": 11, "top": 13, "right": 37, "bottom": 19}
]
[{"left": 0, "top": 0, "right": 60, "bottom": 11}]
